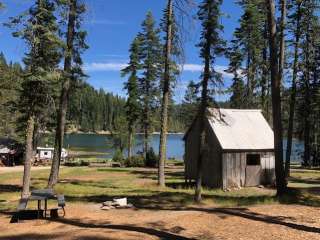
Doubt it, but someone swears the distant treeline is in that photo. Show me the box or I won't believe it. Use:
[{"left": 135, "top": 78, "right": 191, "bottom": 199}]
[
  {"left": 66, "top": 82, "right": 190, "bottom": 134},
  {"left": 0, "top": 52, "right": 189, "bottom": 138}
]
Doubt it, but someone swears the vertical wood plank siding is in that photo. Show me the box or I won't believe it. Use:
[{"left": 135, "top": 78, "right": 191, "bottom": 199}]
[{"left": 184, "top": 121, "right": 275, "bottom": 189}]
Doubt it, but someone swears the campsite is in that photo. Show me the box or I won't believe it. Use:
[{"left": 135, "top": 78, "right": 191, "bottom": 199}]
[
  {"left": 0, "top": 165, "right": 320, "bottom": 239},
  {"left": 0, "top": 0, "right": 320, "bottom": 239}
]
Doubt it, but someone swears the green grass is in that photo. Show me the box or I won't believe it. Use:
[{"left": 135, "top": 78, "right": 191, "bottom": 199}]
[{"left": 0, "top": 166, "right": 319, "bottom": 212}]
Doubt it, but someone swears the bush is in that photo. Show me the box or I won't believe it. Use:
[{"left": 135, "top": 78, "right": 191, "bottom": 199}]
[
  {"left": 124, "top": 155, "right": 145, "bottom": 167},
  {"left": 145, "top": 148, "right": 158, "bottom": 168},
  {"left": 64, "top": 159, "right": 89, "bottom": 167},
  {"left": 112, "top": 149, "right": 124, "bottom": 163}
]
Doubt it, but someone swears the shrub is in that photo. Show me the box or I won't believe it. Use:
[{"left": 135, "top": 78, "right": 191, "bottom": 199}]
[
  {"left": 124, "top": 155, "right": 145, "bottom": 167},
  {"left": 145, "top": 148, "right": 158, "bottom": 168},
  {"left": 112, "top": 149, "right": 124, "bottom": 163},
  {"left": 64, "top": 159, "right": 89, "bottom": 167}
]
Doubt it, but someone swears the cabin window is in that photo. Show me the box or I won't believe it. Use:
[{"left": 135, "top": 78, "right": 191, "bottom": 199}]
[
  {"left": 246, "top": 154, "right": 260, "bottom": 166},
  {"left": 44, "top": 152, "right": 48, "bottom": 156}
]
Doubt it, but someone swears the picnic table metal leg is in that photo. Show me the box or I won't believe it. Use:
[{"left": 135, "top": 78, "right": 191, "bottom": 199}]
[
  {"left": 37, "top": 200, "right": 41, "bottom": 219},
  {"left": 44, "top": 199, "right": 47, "bottom": 218}
]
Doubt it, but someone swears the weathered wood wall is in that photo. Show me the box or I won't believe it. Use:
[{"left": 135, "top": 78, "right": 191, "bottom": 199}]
[
  {"left": 202, "top": 124, "right": 222, "bottom": 187},
  {"left": 260, "top": 152, "right": 276, "bottom": 184},
  {"left": 185, "top": 120, "right": 275, "bottom": 189},
  {"left": 222, "top": 152, "right": 275, "bottom": 189},
  {"left": 184, "top": 119, "right": 222, "bottom": 187},
  {"left": 222, "top": 153, "right": 245, "bottom": 189},
  {"left": 184, "top": 119, "right": 200, "bottom": 180}
]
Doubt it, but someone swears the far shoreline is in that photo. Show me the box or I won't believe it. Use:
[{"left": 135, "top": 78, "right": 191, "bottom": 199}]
[{"left": 41, "top": 131, "right": 185, "bottom": 135}]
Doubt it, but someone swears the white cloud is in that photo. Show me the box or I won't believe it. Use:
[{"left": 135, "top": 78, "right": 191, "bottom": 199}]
[
  {"left": 182, "top": 64, "right": 233, "bottom": 78},
  {"left": 84, "top": 62, "right": 128, "bottom": 72},
  {"left": 182, "top": 64, "right": 204, "bottom": 72},
  {"left": 84, "top": 62, "right": 233, "bottom": 78}
]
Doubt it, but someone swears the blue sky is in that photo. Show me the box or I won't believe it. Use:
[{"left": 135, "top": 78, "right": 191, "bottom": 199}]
[{"left": 0, "top": 0, "right": 242, "bottom": 102}]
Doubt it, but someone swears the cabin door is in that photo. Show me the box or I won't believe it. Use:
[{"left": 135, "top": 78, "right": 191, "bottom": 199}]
[{"left": 245, "top": 154, "right": 262, "bottom": 187}]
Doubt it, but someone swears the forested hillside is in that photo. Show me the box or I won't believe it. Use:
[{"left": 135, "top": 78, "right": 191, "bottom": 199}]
[
  {"left": 0, "top": 51, "right": 187, "bottom": 138},
  {"left": 0, "top": 53, "right": 23, "bottom": 139}
]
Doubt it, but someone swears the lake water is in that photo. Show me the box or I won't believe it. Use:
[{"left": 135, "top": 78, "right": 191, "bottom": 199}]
[{"left": 41, "top": 133, "right": 304, "bottom": 162}]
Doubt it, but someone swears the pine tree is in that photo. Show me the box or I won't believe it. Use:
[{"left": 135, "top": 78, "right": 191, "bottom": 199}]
[
  {"left": 195, "top": 0, "right": 225, "bottom": 202},
  {"left": 226, "top": 38, "right": 246, "bottom": 108},
  {"left": 295, "top": 0, "right": 320, "bottom": 167},
  {"left": 285, "top": 0, "right": 302, "bottom": 177},
  {"left": 137, "top": 12, "right": 162, "bottom": 159},
  {"left": 266, "top": 0, "right": 287, "bottom": 195},
  {"left": 48, "top": 0, "right": 87, "bottom": 188},
  {"left": 0, "top": 53, "right": 23, "bottom": 138},
  {"left": 158, "top": 0, "right": 182, "bottom": 186},
  {"left": 7, "top": 0, "right": 62, "bottom": 198},
  {"left": 181, "top": 80, "right": 200, "bottom": 127},
  {"left": 279, "top": 0, "right": 287, "bottom": 86},
  {"left": 122, "top": 37, "right": 142, "bottom": 159},
  {"left": 233, "top": 0, "right": 266, "bottom": 108}
]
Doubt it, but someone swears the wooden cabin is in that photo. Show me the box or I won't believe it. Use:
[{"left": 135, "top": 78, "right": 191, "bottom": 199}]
[{"left": 184, "top": 108, "right": 275, "bottom": 189}]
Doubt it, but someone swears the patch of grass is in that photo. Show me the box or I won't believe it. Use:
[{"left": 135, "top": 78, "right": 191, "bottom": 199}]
[{"left": 0, "top": 166, "right": 319, "bottom": 212}]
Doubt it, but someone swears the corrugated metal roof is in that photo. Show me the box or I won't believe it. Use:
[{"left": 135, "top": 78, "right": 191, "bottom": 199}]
[{"left": 207, "top": 108, "right": 274, "bottom": 150}]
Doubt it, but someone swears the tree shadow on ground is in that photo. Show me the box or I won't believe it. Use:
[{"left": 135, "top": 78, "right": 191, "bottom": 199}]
[
  {"left": 290, "top": 166, "right": 320, "bottom": 171},
  {"left": 129, "top": 168, "right": 184, "bottom": 181},
  {"left": 185, "top": 207, "right": 320, "bottom": 234},
  {"left": 58, "top": 192, "right": 320, "bottom": 235},
  {"left": 0, "top": 233, "right": 63, "bottom": 240},
  {"left": 65, "top": 190, "right": 277, "bottom": 211},
  {"left": 49, "top": 217, "right": 195, "bottom": 240},
  {"left": 289, "top": 177, "right": 320, "bottom": 185},
  {"left": 0, "top": 232, "right": 121, "bottom": 240},
  {"left": 0, "top": 184, "right": 21, "bottom": 193},
  {"left": 278, "top": 187, "right": 320, "bottom": 207}
]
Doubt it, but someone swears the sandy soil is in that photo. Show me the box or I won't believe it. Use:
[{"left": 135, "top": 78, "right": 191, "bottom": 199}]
[{"left": 0, "top": 203, "right": 319, "bottom": 240}]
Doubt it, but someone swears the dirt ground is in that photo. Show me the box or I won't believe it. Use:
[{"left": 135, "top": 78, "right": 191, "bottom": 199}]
[
  {"left": 0, "top": 203, "right": 319, "bottom": 240},
  {"left": 0, "top": 166, "right": 52, "bottom": 173}
]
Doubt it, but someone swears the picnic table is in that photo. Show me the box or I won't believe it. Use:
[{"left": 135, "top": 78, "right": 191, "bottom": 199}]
[
  {"left": 29, "top": 189, "right": 56, "bottom": 218},
  {"left": 15, "top": 189, "right": 65, "bottom": 221}
]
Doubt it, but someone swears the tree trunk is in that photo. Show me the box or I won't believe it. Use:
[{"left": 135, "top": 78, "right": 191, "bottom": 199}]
[
  {"left": 303, "top": 30, "right": 311, "bottom": 167},
  {"left": 285, "top": 2, "right": 301, "bottom": 178},
  {"left": 246, "top": 50, "right": 253, "bottom": 108},
  {"left": 143, "top": 109, "right": 149, "bottom": 160},
  {"left": 261, "top": 27, "right": 268, "bottom": 116},
  {"left": 128, "top": 126, "right": 133, "bottom": 159},
  {"left": 22, "top": 115, "right": 35, "bottom": 198},
  {"left": 48, "top": 0, "right": 76, "bottom": 188},
  {"left": 195, "top": 18, "right": 212, "bottom": 204},
  {"left": 279, "top": 0, "right": 286, "bottom": 81},
  {"left": 278, "top": 0, "right": 287, "bottom": 176},
  {"left": 266, "top": 0, "right": 287, "bottom": 195},
  {"left": 158, "top": 0, "right": 173, "bottom": 187}
]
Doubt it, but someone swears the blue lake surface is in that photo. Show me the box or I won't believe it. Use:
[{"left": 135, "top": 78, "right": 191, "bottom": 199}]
[
  {"left": 62, "top": 133, "right": 185, "bottom": 160},
  {"left": 42, "top": 133, "right": 304, "bottom": 162}
]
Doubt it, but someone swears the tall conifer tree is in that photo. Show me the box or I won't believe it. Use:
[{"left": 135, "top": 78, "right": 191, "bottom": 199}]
[
  {"left": 137, "top": 12, "right": 162, "bottom": 158},
  {"left": 8, "top": 0, "right": 62, "bottom": 197},
  {"left": 195, "top": 0, "right": 225, "bottom": 202},
  {"left": 122, "top": 37, "right": 141, "bottom": 159},
  {"left": 266, "top": 0, "right": 287, "bottom": 195},
  {"left": 48, "top": 0, "right": 87, "bottom": 188},
  {"left": 285, "top": 0, "right": 302, "bottom": 177},
  {"left": 158, "top": 0, "right": 182, "bottom": 186}
]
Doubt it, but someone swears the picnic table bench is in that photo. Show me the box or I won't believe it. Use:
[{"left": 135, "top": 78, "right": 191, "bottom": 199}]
[{"left": 12, "top": 189, "right": 66, "bottom": 223}]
